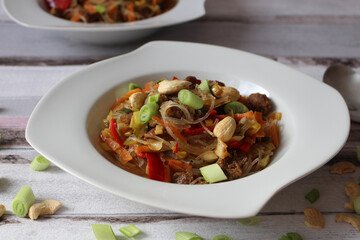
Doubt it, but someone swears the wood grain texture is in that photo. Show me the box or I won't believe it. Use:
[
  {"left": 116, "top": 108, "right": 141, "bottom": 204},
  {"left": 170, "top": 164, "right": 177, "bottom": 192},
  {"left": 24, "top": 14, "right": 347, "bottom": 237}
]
[{"left": 1, "top": 214, "right": 360, "bottom": 240}]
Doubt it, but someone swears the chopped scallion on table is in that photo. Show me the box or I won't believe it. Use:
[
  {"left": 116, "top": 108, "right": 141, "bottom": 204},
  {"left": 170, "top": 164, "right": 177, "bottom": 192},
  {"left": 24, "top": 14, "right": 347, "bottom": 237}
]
[
  {"left": 139, "top": 103, "right": 159, "bottom": 124},
  {"left": 92, "top": 224, "right": 117, "bottom": 240},
  {"left": 278, "top": 232, "right": 303, "bottom": 240},
  {"left": 129, "top": 83, "right": 142, "bottom": 91},
  {"left": 12, "top": 185, "right": 35, "bottom": 218},
  {"left": 212, "top": 234, "right": 233, "bottom": 240},
  {"left": 198, "top": 79, "right": 211, "bottom": 93},
  {"left": 119, "top": 224, "right": 141, "bottom": 238},
  {"left": 30, "top": 156, "right": 51, "bottom": 171},
  {"left": 175, "top": 231, "right": 204, "bottom": 240},
  {"left": 354, "top": 196, "right": 360, "bottom": 214},
  {"left": 237, "top": 216, "right": 259, "bottom": 226},
  {"left": 178, "top": 89, "right": 204, "bottom": 110},
  {"left": 305, "top": 188, "right": 320, "bottom": 204}
]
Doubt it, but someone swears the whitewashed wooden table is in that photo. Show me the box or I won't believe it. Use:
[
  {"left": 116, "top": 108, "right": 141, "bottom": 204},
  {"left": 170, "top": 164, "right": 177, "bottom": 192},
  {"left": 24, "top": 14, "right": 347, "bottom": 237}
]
[{"left": 1, "top": 1, "right": 360, "bottom": 239}]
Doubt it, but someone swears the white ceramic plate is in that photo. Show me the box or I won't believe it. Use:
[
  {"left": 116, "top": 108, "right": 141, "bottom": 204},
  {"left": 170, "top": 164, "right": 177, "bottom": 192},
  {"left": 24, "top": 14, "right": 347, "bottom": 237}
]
[
  {"left": 26, "top": 41, "right": 350, "bottom": 218},
  {"left": 2, "top": 0, "right": 205, "bottom": 44}
]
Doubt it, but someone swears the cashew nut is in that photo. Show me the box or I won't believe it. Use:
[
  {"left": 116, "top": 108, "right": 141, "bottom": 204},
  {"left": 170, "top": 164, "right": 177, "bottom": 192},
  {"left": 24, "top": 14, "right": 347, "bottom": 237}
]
[
  {"left": 28, "top": 200, "right": 62, "bottom": 220},
  {"left": 335, "top": 213, "right": 360, "bottom": 232},
  {"left": 213, "top": 116, "right": 236, "bottom": 142},
  {"left": 304, "top": 207, "right": 325, "bottom": 229},
  {"left": 158, "top": 80, "right": 191, "bottom": 94},
  {"left": 215, "top": 138, "right": 230, "bottom": 159},
  {"left": 0, "top": 204, "right": 5, "bottom": 217},
  {"left": 218, "top": 87, "right": 240, "bottom": 101},
  {"left": 344, "top": 182, "right": 360, "bottom": 210},
  {"left": 330, "top": 161, "right": 356, "bottom": 175},
  {"left": 129, "top": 92, "right": 145, "bottom": 110}
]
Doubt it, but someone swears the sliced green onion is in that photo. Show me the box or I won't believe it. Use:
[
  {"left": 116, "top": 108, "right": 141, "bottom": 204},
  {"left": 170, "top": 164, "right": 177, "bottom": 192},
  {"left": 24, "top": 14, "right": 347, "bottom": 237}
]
[
  {"left": 92, "top": 224, "right": 117, "bottom": 240},
  {"left": 175, "top": 231, "right": 204, "bottom": 240},
  {"left": 212, "top": 235, "right": 232, "bottom": 240},
  {"left": 357, "top": 146, "right": 360, "bottom": 162},
  {"left": 148, "top": 93, "right": 160, "bottom": 103},
  {"left": 30, "top": 156, "right": 51, "bottom": 171},
  {"left": 200, "top": 163, "right": 227, "bottom": 183},
  {"left": 224, "top": 102, "right": 249, "bottom": 114},
  {"left": 119, "top": 107, "right": 133, "bottom": 114},
  {"left": 139, "top": 103, "right": 159, "bottom": 124},
  {"left": 305, "top": 189, "right": 320, "bottom": 204},
  {"left": 129, "top": 83, "right": 142, "bottom": 91},
  {"left": 237, "top": 216, "right": 259, "bottom": 226},
  {"left": 354, "top": 196, "right": 360, "bottom": 214},
  {"left": 198, "top": 79, "right": 211, "bottom": 93},
  {"left": 178, "top": 89, "right": 204, "bottom": 110},
  {"left": 95, "top": 5, "right": 106, "bottom": 14},
  {"left": 12, "top": 185, "right": 35, "bottom": 218},
  {"left": 278, "top": 232, "right": 303, "bottom": 240},
  {"left": 119, "top": 224, "right": 141, "bottom": 238}
]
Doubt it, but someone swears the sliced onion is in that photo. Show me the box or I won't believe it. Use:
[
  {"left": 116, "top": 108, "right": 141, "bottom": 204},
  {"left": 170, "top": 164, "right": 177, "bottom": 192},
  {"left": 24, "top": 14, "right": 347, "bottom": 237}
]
[{"left": 151, "top": 135, "right": 173, "bottom": 149}]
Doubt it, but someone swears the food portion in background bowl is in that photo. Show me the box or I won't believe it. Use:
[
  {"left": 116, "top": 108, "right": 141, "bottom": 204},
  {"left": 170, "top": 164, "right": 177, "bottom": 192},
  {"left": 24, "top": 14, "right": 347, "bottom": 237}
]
[
  {"left": 44, "top": 0, "right": 178, "bottom": 23},
  {"left": 99, "top": 76, "right": 282, "bottom": 184}
]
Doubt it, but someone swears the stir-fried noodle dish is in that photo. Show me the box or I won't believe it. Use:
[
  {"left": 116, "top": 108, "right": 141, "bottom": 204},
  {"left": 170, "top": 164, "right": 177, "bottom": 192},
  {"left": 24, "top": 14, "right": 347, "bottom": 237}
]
[
  {"left": 45, "top": 0, "right": 177, "bottom": 23},
  {"left": 99, "top": 76, "right": 282, "bottom": 184}
]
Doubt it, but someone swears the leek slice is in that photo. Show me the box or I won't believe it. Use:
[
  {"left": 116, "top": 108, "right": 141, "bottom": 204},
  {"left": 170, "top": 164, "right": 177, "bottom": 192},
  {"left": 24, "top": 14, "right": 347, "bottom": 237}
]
[
  {"left": 92, "top": 224, "right": 117, "bottom": 240},
  {"left": 30, "top": 156, "right": 51, "bottom": 171},
  {"left": 12, "top": 185, "right": 35, "bottom": 218},
  {"left": 119, "top": 224, "right": 141, "bottom": 238},
  {"left": 200, "top": 163, "right": 227, "bottom": 183}
]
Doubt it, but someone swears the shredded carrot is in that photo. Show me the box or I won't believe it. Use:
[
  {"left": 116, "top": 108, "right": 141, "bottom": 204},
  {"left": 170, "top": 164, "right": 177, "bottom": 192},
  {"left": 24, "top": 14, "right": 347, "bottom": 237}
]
[
  {"left": 215, "top": 115, "right": 227, "bottom": 120},
  {"left": 164, "top": 158, "right": 192, "bottom": 172},
  {"left": 100, "top": 131, "right": 133, "bottom": 163},
  {"left": 111, "top": 88, "right": 143, "bottom": 110},
  {"left": 254, "top": 111, "right": 265, "bottom": 137},
  {"left": 144, "top": 81, "right": 154, "bottom": 93},
  {"left": 84, "top": 2, "right": 98, "bottom": 14},
  {"left": 152, "top": 116, "right": 187, "bottom": 142},
  {"left": 126, "top": 4, "right": 136, "bottom": 22},
  {"left": 116, "top": 147, "right": 133, "bottom": 162},
  {"left": 164, "top": 164, "right": 171, "bottom": 182},
  {"left": 269, "top": 124, "right": 279, "bottom": 147},
  {"left": 134, "top": 145, "right": 152, "bottom": 154},
  {"left": 70, "top": 12, "right": 82, "bottom": 22},
  {"left": 108, "top": 2, "right": 117, "bottom": 17},
  {"left": 234, "top": 111, "right": 254, "bottom": 121}
]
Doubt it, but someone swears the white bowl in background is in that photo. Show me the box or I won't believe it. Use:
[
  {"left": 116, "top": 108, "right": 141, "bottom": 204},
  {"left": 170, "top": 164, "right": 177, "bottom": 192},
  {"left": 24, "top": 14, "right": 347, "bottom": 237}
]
[
  {"left": 25, "top": 41, "right": 350, "bottom": 218},
  {"left": 2, "top": 0, "right": 206, "bottom": 44}
]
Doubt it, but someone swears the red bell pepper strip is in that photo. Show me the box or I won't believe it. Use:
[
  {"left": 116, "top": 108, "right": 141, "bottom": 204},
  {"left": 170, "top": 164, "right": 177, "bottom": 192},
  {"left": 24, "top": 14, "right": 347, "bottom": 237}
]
[
  {"left": 145, "top": 153, "right": 166, "bottom": 182},
  {"left": 54, "top": 0, "right": 71, "bottom": 10},
  {"left": 109, "top": 117, "right": 124, "bottom": 147},
  {"left": 173, "top": 142, "right": 179, "bottom": 154},
  {"left": 183, "top": 125, "right": 214, "bottom": 135},
  {"left": 172, "top": 76, "right": 178, "bottom": 80},
  {"left": 228, "top": 140, "right": 253, "bottom": 153}
]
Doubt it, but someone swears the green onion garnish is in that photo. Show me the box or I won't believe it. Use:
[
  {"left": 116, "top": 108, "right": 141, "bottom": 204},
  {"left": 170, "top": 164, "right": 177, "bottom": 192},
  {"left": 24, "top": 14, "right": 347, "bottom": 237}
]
[
  {"left": 92, "top": 224, "right": 117, "bottom": 240},
  {"left": 305, "top": 189, "right": 320, "bottom": 204},
  {"left": 357, "top": 146, "right": 360, "bottom": 162},
  {"left": 139, "top": 103, "right": 159, "bottom": 124},
  {"left": 175, "top": 231, "right": 204, "bottom": 240},
  {"left": 200, "top": 163, "right": 227, "bottom": 183},
  {"left": 178, "top": 89, "right": 204, "bottom": 110},
  {"left": 95, "top": 5, "right": 106, "bottom": 14},
  {"left": 237, "top": 216, "right": 259, "bottom": 226},
  {"left": 30, "top": 156, "right": 51, "bottom": 171},
  {"left": 119, "top": 107, "right": 133, "bottom": 114},
  {"left": 354, "top": 196, "right": 360, "bottom": 214},
  {"left": 212, "top": 235, "right": 233, "bottom": 240},
  {"left": 129, "top": 83, "right": 142, "bottom": 91},
  {"left": 148, "top": 93, "right": 160, "bottom": 103},
  {"left": 119, "top": 224, "right": 141, "bottom": 238},
  {"left": 224, "top": 102, "right": 249, "bottom": 114},
  {"left": 278, "top": 232, "right": 303, "bottom": 240},
  {"left": 12, "top": 185, "right": 35, "bottom": 218},
  {"left": 198, "top": 79, "right": 211, "bottom": 93}
]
